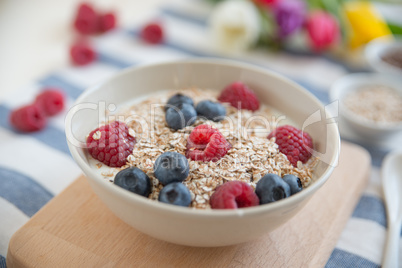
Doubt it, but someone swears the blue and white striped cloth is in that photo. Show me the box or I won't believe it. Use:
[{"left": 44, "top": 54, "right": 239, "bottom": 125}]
[{"left": 0, "top": 1, "right": 401, "bottom": 267}]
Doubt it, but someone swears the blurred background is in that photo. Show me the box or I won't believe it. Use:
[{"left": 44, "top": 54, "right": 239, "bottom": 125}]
[
  {"left": 1, "top": 0, "right": 401, "bottom": 101},
  {"left": 0, "top": 0, "right": 166, "bottom": 101}
]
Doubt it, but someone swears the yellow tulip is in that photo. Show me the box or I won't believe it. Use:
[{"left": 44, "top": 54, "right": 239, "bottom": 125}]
[{"left": 343, "top": 1, "right": 392, "bottom": 49}]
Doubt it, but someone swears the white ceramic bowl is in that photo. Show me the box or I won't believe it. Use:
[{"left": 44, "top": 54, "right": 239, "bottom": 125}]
[
  {"left": 365, "top": 35, "right": 402, "bottom": 74},
  {"left": 330, "top": 72, "right": 402, "bottom": 141},
  {"left": 66, "top": 58, "right": 340, "bottom": 247}
]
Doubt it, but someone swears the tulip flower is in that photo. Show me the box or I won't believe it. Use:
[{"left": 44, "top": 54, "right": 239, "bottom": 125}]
[
  {"left": 306, "top": 11, "right": 339, "bottom": 51},
  {"left": 273, "top": 0, "right": 306, "bottom": 38},
  {"left": 343, "top": 1, "right": 392, "bottom": 49},
  {"left": 253, "top": 0, "right": 280, "bottom": 8},
  {"left": 209, "top": 0, "right": 261, "bottom": 54}
]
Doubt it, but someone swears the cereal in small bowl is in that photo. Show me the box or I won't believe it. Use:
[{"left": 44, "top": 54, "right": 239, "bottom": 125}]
[
  {"left": 330, "top": 72, "right": 402, "bottom": 141},
  {"left": 365, "top": 35, "right": 402, "bottom": 75}
]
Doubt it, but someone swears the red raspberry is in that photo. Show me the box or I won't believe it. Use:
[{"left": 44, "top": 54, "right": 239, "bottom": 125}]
[
  {"left": 268, "top": 125, "right": 313, "bottom": 167},
  {"left": 141, "top": 22, "right": 164, "bottom": 44},
  {"left": 186, "top": 124, "right": 231, "bottom": 162},
  {"left": 35, "top": 89, "right": 65, "bottom": 116},
  {"left": 73, "top": 3, "right": 98, "bottom": 35},
  {"left": 98, "top": 12, "right": 116, "bottom": 33},
  {"left": 10, "top": 104, "right": 47, "bottom": 132},
  {"left": 86, "top": 121, "right": 136, "bottom": 167},
  {"left": 218, "top": 82, "right": 260, "bottom": 111},
  {"left": 210, "top": 181, "right": 259, "bottom": 209},
  {"left": 70, "top": 40, "right": 97, "bottom": 65}
]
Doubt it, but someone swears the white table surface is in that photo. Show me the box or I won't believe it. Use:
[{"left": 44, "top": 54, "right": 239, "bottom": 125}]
[{"left": 0, "top": 0, "right": 166, "bottom": 102}]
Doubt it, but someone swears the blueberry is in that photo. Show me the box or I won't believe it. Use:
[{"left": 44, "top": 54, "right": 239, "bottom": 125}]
[
  {"left": 196, "top": 100, "right": 226, "bottom": 122},
  {"left": 255, "top": 173, "right": 291, "bottom": 204},
  {"left": 165, "top": 94, "right": 194, "bottom": 111},
  {"left": 283, "top": 174, "right": 303, "bottom": 195},
  {"left": 158, "top": 182, "right": 192, "bottom": 207},
  {"left": 114, "top": 167, "right": 151, "bottom": 197},
  {"left": 165, "top": 103, "right": 197, "bottom": 130},
  {"left": 154, "top": 152, "right": 189, "bottom": 185}
]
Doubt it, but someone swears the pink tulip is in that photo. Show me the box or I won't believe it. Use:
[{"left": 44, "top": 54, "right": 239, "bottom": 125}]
[
  {"left": 306, "top": 11, "right": 339, "bottom": 51},
  {"left": 253, "top": 0, "right": 280, "bottom": 8}
]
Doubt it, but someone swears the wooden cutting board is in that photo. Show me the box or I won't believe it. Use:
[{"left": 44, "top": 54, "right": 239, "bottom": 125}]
[{"left": 7, "top": 141, "right": 370, "bottom": 268}]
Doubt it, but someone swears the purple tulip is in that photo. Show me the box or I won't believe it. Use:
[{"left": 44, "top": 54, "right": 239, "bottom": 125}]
[{"left": 274, "top": 0, "right": 306, "bottom": 38}]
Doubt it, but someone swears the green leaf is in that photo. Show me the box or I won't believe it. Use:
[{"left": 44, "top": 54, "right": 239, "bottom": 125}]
[
  {"left": 255, "top": 5, "right": 278, "bottom": 46},
  {"left": 307, "top": 0, "right": 325, "bottom": 10},
  {"left": 314, "top": 0, "right": 349, "bottom": 44},
  {"left": 387, "top": 23, "right": 402, "bottom": 35},
  {"left": 206, "top": 0, "right": 225, "bottom": 4}
]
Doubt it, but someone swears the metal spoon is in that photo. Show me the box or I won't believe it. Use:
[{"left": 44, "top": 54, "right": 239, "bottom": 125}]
[{"left": 381, "top": 151, "right": 402, "bottom": 268}]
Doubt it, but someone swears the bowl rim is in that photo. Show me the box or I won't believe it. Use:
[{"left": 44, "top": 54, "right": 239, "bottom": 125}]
[
  {"left": 66, "top": 57, "right": 340, "bottom": 218},
  {"left": 364, "top": 35, "right": 402, "bottom": 74},
  {"left": 329, "top": 72, "right": 402, "bottom": 132}
]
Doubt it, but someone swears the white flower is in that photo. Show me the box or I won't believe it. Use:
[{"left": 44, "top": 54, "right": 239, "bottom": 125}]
[{"left": 209, "top": 0, "right": 261, "bottom": 54}]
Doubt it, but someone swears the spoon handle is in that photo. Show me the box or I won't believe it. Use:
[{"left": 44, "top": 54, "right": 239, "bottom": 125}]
[{"left": 382, "top": 216, "right": 402, "bottom": 268}]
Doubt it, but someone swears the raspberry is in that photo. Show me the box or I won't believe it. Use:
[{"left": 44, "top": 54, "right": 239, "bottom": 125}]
[
  {"left": 186, "top": 124, "right": 231, "bottom": 162},
  {"left": 35, "top": 89, "right": 65, "bottom": 116},
  {"left": 10, "top": 104, "right": 47, "bottom": 132},
  {"left": 73, "top": 3, "right": 98, "bottom": 35},
  {"left": 218, "top": 82, "right": 260, "bottom": 111},
  {"left": 141, "top": 22, "right": 164, "bottom": 44},
  {"left": 86, "top": 121, "right": 136, "bottom": 167},
  {"left": 268, "top": 125, "right": 313, "bottom": 167},
  {"left": 210, "top": 181, "right": 259, "bottom": 209},
  {"left": 70, "top": 40, "right": 96, "bottom": 65},
  {"left": 98, "top": 12, "right": 116, "bottom": 33}
]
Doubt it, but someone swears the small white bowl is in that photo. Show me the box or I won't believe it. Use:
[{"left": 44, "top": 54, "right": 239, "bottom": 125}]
[
  {"left": 66, "top": 58, "right": 340, "bottom": 247},
  {"left": 330, "top": 73, "right": 402, "bottom": 142},
  {"left": 365, "top": 35, "right": 402, "bottom": 74}
]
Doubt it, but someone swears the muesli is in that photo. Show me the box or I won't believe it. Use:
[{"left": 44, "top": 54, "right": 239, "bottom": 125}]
[{"left": 86, "top": 82, "right": 317, "bottom": 209}]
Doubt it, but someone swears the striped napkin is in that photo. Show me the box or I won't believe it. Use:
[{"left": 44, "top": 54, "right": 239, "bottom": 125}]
[{"left": 0, "top": 1, "right": 400, "bottom": 267}]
